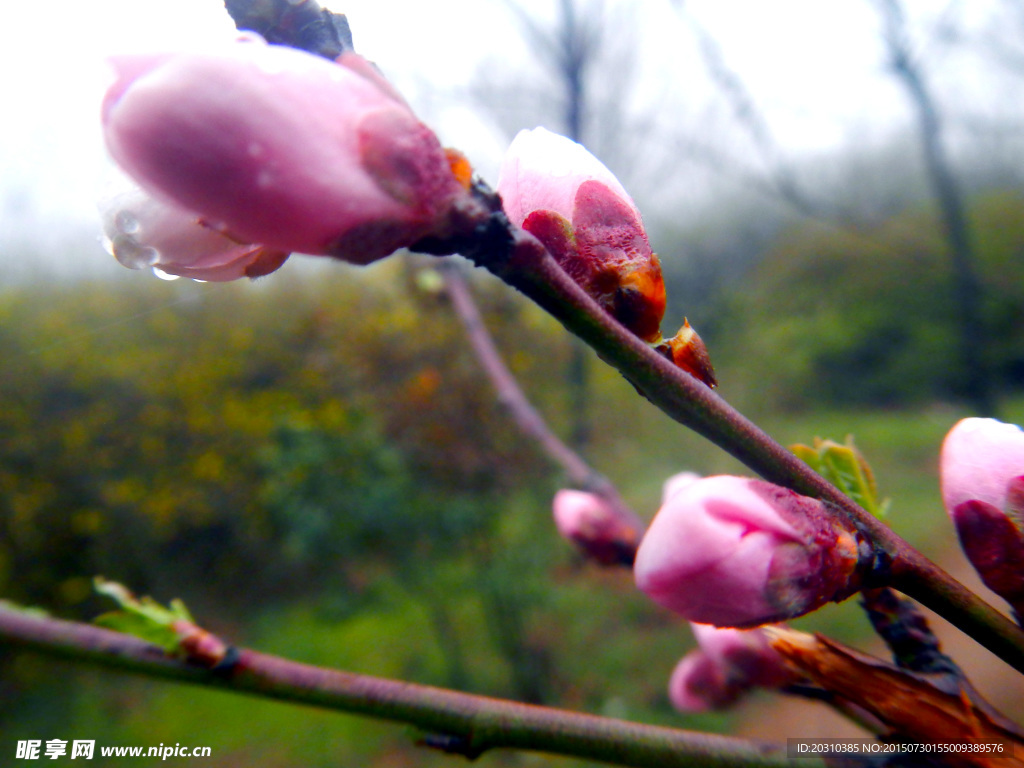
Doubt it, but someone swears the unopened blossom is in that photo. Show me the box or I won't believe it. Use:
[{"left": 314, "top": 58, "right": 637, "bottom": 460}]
[
  {"left": 940, "top": 418, "right": 1024, "bottom": 614},
  {"left": 634, "top": 476, "right": 866, "bottom": 627},
  {"left": 940, "top": 418, "right": 1024, "bottom": 518},
  {"left": 668, "top": 651, "right": 728, "bottom": 712},
  {"left": 661, "top": 471, "right": 701, "bottom": 505},
  {"left": 552, "top": 489, "right": 637, "bottom": 566},
  {"left": 101, "top": 181, "right": 288, "bottom": 281},
  {"left": 497, "top": 127, "right": 666, "bottom": 344},
  {"left": 103, "top": 35, "right": 469, "bottom": 267},
  {"left": 669, "top": 623, "right": 798, "bottom": 712},
  {"left": 497, "top": 128, "right": 715, "bottom": 385}
]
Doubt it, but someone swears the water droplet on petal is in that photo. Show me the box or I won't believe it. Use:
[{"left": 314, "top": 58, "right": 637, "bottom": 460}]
[
  {"left": 255, "top": 58, "right": 286, "bottom": 76},
  {"left": 247, "top": 141, "right": 265, "bottom": 158},
  {"left": 111, "top": 234, "right": 159, "bottom": 270},
  {"left": 153, "top": 266, "right": 180, "bottom": 281},
  {"left": 192, "top": 279, "right": 208, "bottom": 283},
  {"left": 100, "top": 236, "right": 115, "bottom": 256},
  {"left": 115, "top": 210, "right": 141, "bottom": 235}
]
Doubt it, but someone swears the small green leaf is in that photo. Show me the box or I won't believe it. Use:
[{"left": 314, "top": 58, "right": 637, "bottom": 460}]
[
  {"left": 790, "top": 444, "right": 823, "bottom": 474},
  {"left": 92, "top": 577, "right": 194, "bottom": 653},
  {"left": 791, "top": 436, "right": 888, "bottom": 518}
]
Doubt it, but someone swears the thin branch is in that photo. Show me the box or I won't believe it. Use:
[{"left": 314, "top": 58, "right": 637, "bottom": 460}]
[
  {"left": 441, "top": 261, "right": 644, "bottom": 542},
  {"left": 0, "top": 607, "right": 819, "bottom": 768}
]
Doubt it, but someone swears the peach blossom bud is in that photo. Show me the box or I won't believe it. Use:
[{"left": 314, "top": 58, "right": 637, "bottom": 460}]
[
  {"left": 690, "top": 623, "right": 796, "bottom": 688},
  {"left": 940, "top": 418, "right": 1024, "bottom": 614},
  {"left": 668, "top": 623, "right": 797, "bottom": 712},
  {"left": 940, "top": 418, "right": 1024, "bottom": 519},
  {"left": 634, "top": 476, "right": 866, "bottom": 627},
  {"left": 552, "top": 489, "right": 637, "bottom": 566},
  {"left": 655, "top": 320, "right": 717, "bottom": 388},
  {"left": 661, "top": 471, "right": 701, "bottom": 504},
  {"left": 497, "top": 127, "right": 666, "bottom": 343},
  {"left": 949, "top": 500, "right": 1024, "bottom": 616},
  {"left": 668, "top": 650, "right": 731, "bottom": 712},
  {"left": 103, "top": 37, "right": 467, "bottom": 265},
  {"left": 101, "top": 181, "right": 288, "bottom": 281}
]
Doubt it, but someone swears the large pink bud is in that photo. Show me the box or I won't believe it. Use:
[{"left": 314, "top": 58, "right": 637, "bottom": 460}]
[
  {"left": 661, "top": 471, "right": 701, "bottom": 504},
  {"left": 668, "top": 623, "right": 797, "bottom": 712},
  {"left": 940, "top": 418, "right": 1024, "bottom": 616},
  {"left": 103, "top": 36, "right": 467, "bottom": 264},
  {"left": 634, "top": 476, "right": 865, "bottom": 627},
  {"left": 101, "top": 181, "right": 288, "bottom": 281},
  {"left": 496, "top": 127, "right": 666, "bottom": 344}
]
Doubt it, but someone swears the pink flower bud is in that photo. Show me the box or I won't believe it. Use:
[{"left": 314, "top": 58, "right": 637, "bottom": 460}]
[
  {"left": 668, "top": 651, "right": 731, "bottom": 712},
  {"left": 940, "top": 418, "right": 1024, "bottom": 614},
  {"left": 950, "top": 500, "right": 1024, "bottom": 614},
  {"left": 940, "top": 417, "right": 1024, "bottom": 518},
  {"left": 552, "top": 490, "right": 637, "bottom": 566},
  {"left": 668, "top": 623, "right": 797, "bottom": 712},
  {"left": 101, "top": 181, "right": 288, "bottom": 281},
  {"left": 103, "top": 37, "right": 467, "bottom": 265},
  {"left": 661, "top": 471, "right": 701, "bottom": 505},
  {"left": 497, "top": 127, "right": 666, "bottom": 343},
  {"left": 634, "top": 476, "right": 865, "bottom": 627},
  {"left": 497, "top": 127, "right": 639, "bottom": 225},
  {"left": 690, "top": 623, "right": 796, "bottom": 688}
]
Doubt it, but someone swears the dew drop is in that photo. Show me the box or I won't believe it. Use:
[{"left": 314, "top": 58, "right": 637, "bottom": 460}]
[
  {"left": 255, "top": 59, "right": 286, "bottom": 76},
  {"left": 247, "top": 141, "right": 265, "bottom": 158},
  {"left": 111, "top": 234, "right": 159, "bottom": 270},
  {"left": 100, "top": 236, "right": 115, "bottom": 257},
  {"left": 153, "top": 267, "right": 180, "bottom": 281},
  {"left": 115, "top": 210, "right": 141, "bottom": 235}
]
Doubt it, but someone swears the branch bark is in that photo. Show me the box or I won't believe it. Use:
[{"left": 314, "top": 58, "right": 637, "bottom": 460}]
[{"left": 0, "top": 606, "right": 818, "bottom": 768}]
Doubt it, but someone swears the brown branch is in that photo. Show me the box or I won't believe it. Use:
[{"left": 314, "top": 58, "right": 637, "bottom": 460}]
[
  {"left": 0, "top": 606, "right": 819, "bottom": 768},
  {"left": 767, "top": 627, "right": 1024, "bottom": 766},
  {"left": 860, "top": 587, "right": 960, "bottom": 676}
]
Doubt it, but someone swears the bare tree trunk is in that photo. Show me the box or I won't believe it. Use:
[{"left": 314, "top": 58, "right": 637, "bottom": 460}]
[{"left": 875, "top": 0, "right": 996, "bottom": 415}]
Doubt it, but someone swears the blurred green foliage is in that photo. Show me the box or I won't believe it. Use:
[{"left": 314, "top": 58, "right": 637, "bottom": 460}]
[
  {"left": 711, "top": 192, "right": 1024, "bottom": 410},
  {"left": 2, "top": 258, "right": 711, "bottom": 764},
  {"left": 0, "top": 260, "right": 563, "bottom": 616}
]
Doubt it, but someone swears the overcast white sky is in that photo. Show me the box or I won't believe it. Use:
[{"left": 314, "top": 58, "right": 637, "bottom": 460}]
[{"left": 0, "top": 0, "right": 1018, "bottom": 279}]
